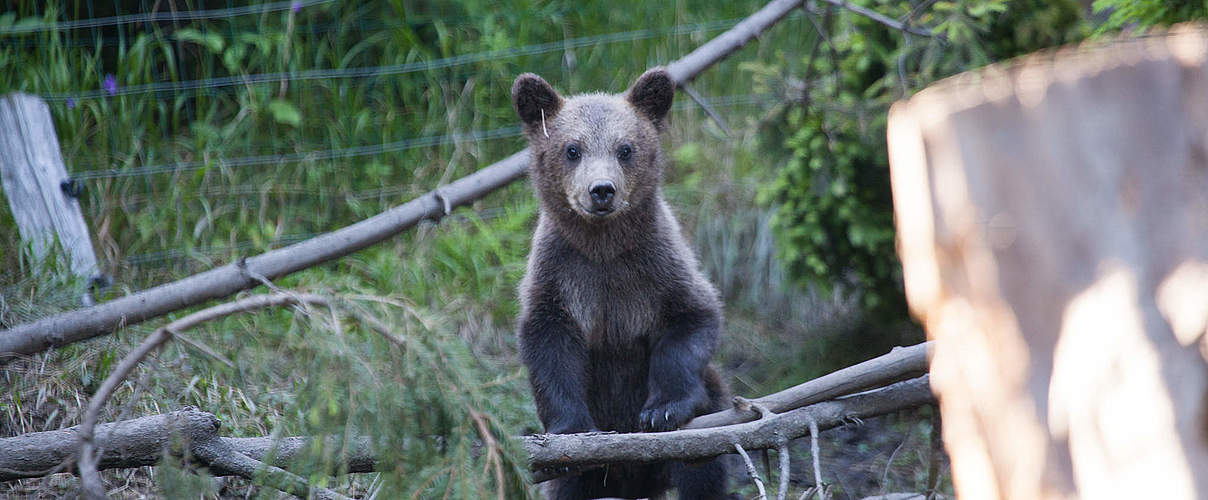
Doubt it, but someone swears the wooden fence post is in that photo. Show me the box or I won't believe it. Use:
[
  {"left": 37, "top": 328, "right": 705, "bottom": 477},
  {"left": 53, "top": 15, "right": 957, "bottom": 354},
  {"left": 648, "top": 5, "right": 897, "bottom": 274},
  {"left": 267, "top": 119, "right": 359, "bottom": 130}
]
[
  {"left": 887, "top": 27, "right": 1208, "bottom": 498},
  {"left": 0, "top": 92, "right": 101, "bottom": 296}
]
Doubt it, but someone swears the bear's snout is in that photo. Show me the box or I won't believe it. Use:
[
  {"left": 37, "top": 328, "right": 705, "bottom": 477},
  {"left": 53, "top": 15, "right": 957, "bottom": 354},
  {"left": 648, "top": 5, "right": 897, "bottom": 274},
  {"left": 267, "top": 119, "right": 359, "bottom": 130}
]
[{"left": 588, "top": 181, "right": 616, "bottom": 214}]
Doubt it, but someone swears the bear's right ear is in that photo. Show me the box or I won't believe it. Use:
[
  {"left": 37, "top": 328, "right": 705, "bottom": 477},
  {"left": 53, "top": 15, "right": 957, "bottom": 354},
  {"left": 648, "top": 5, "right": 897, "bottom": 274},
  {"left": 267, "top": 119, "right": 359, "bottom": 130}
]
[
  {"left": 512, "top": 73, "right": 563, "bottom": 139},
  {"left": 626, "top": 68, "right": 675, "bottom": 127}
]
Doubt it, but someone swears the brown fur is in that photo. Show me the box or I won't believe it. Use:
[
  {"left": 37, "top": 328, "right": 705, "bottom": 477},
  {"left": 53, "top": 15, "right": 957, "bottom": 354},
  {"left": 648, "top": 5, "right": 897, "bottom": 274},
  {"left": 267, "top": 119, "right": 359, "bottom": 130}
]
[{"left": 513, "top": 69, "right": 732, "bottom": 499}]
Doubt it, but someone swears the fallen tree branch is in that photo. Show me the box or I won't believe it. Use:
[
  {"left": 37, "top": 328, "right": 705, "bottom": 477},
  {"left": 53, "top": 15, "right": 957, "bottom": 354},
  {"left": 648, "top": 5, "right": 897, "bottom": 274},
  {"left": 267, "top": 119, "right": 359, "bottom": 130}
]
[
  {"left": 0, "top": 149, "right": 526, "bottom": 358},
  {"left": 77, "top": 293, "right": 333, "bottom": 499},
  {"left": 682, "top": 83, "right": 733, "bottom": 136},
  {"left": 2, "top": 0, "right": 813, "bottom": 358},
  {"left": 807, "top": 416, "right": 826, "bottom": 500},
  {"left": 190, "top": 436, "right": 352, "bottom": 500},
  {"left": 666, "top": 0, "right": 805, "bottom": 85},
  {"left": 525, "top": 375, "right": 933, "bottom": 476},
  {"left": 685, "top": 342, "right": 929, "bottom": 429},
  {"left": 813, "top": 0, "right": 939, "bottom": 38},
  {"left": 776, "top": 439, "right": 791, "bottom": 500},
  {"left": 736, "top": 442, "right": 769, "bottom": 500},
  {"left": 2, "top": 376, "right": 932, "bottom": 485},
  {"left": 0, "top": 408, "right": 376, "bottom": 483}
]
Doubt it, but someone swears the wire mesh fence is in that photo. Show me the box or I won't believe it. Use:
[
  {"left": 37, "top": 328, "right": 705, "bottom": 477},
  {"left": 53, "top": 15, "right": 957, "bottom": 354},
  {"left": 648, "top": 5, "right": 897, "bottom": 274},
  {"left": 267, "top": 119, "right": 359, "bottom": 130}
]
[{"left": 1, "top": 0, "right": 804, "bottom": 279}]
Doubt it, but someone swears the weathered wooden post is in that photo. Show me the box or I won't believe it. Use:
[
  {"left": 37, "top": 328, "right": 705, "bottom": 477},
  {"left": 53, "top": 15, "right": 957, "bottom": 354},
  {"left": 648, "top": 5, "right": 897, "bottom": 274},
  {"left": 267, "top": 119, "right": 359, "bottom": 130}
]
[
  {"left": 887, "top": 27, "right": 1208, "bottom": 499},
  {"left": 0, "top": 92, "right": 101, "bottom": 298}
]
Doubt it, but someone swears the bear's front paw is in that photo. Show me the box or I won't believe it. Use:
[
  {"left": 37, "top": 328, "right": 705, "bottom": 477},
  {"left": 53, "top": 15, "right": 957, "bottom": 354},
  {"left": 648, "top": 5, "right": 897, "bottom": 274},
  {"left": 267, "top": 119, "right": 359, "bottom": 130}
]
[{"left": 639, "top": 400, "right": 696, "bottom": 432}]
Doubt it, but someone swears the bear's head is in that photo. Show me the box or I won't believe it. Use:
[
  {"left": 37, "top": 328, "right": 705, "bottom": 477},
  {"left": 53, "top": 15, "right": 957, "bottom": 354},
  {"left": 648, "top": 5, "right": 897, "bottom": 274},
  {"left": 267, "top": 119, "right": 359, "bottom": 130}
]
[{"left": 511, "top": 69, "right": 674, "bottom": 225}]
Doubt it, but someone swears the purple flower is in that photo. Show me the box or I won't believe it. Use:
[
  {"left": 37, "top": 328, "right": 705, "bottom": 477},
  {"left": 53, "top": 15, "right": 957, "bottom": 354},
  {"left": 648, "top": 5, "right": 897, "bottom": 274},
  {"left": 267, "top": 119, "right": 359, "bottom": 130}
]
[
  {"left": 103, "top": 74, "right": 117, "bottom": 96},
  {"left": 291, "top": 1, "right": 302, "bottom": 13},
  {"left": 66, "top": 98, "right": 76, "bottom": 109}
]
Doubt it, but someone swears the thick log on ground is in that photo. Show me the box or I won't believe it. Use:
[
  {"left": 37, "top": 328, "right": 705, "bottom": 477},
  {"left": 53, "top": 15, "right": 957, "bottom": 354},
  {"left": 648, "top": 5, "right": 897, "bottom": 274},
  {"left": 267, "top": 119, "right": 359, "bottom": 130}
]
[
  {"left": 0, "top": 407, "right": 376, "bottom": 482},
  {"left": 1, "top": 375, "right": 934, "bottom": 483},
  {"left": 525, "top": 375, "right": 934, "bottom": 470},
  {"left": 887, "top": 26, "right": 1208, "bottom": 499}
]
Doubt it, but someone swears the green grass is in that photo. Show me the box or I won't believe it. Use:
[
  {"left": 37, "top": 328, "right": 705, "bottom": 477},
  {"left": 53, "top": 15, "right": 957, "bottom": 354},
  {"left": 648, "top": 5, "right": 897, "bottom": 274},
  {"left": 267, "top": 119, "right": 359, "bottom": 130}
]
[{"left": 0, "top": 1, "right": 947, "bottom": 497}]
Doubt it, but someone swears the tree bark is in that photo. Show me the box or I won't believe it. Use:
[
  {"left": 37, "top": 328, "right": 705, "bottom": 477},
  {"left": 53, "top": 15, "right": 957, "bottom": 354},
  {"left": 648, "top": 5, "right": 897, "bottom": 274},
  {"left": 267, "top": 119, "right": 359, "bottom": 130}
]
[
  {"left": 685, "top": 342, "right": 929, "bottom": 429},
  {"left": 887, "top": 25, "right": 1208, "bottom": 500},
  {"left": 1, "top": 377, "right": 933, "bottom": 484},
  {"left": 524, "top": 376, "right": 933, "bottom": 472},
  {"left": 0, "top": 407, "right": 376, "bottom": 483}
]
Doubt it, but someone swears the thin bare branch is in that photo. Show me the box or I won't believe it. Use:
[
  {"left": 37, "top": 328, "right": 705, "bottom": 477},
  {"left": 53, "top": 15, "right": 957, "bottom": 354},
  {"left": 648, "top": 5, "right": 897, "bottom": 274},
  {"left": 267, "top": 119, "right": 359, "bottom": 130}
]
[
  {"left": 880, "top": 426, "right": 914, "bottom": 497},
  {"left": 686, "top": 343, "right": 929, "bottom": 429},
  {"left": 191, "top": 435, "right": 353, "bottom": 500},
  {"left": 525, "top": 376, "right": 934, "bottom": 478},
  {"left": 77, "top": 293, "right": 333, "bottom": 498},
  {"left": 172, "top": 331, "right": 235, "bottom": 368},
  {"left": 777, "top": 440, "right": 791, "bottom": 500},
  {"left": 813, "top": 0, "right": 939, "bottom": 38},
  {"left": 736, "top": 442, "right": 768, "bottom": 500},
  {"left": 808, "top": 416, "right": 826, "bottom": 500},
  {"left": 682, "top": 83, "right": 733, "bottom": 136}
]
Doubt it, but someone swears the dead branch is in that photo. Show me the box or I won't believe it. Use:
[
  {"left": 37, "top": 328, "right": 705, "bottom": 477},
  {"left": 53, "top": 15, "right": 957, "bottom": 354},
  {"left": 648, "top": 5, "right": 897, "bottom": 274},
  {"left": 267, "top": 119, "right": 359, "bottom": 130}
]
[
  {"left": 807, "top": 416, "right": 826, "bottom": 500},
  {"left": 524, "top": 376, "right": 933, "bottom": 474},
  {"left": 666, "top": 0, "right": 804, "bottom": 85},
  {"left": 736, "top": 443, "right": 768, "bottom": 500},
  {"left": 2, "top": 376, "right": 932, "bottom": 486},
  {"left": 77, "top": 293, "right": 333, "bottom": 499},
  {"left": 812, "top": 0, "right": 938, "bottom": 38},
  {"left": 0, "top": 408, "right": 376, "bottom": 483},
  {"left": 191, "top": 435, "right": 352, "bottom": 500},
  {"left": 686, "top": 342, "right": 929, "bottom": 429},
  {"left": 681, "top": 83, "right": 733, "bottom": 136},
  {"left": 2, "top": 0, "right": 811, "bottom": 358},
  {"left": 776, "top": 440, "right": 791, "bottom": 500}
]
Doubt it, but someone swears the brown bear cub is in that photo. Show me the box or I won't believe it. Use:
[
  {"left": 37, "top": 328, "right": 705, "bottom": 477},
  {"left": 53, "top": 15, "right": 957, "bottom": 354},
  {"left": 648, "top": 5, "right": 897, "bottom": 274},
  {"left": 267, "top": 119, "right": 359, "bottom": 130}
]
[{"left": 512, "top": 68, "right": 731, "bottom": 500}]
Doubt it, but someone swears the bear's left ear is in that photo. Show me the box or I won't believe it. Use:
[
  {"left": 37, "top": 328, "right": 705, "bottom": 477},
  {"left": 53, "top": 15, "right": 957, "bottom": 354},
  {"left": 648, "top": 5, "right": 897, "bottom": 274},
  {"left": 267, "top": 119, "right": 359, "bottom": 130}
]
[
  {"left": 626, "top": 68, "right": 675, "bottom": 126},
  {"left": 512, "top": 73, "right": 563, "bottom": 139}
]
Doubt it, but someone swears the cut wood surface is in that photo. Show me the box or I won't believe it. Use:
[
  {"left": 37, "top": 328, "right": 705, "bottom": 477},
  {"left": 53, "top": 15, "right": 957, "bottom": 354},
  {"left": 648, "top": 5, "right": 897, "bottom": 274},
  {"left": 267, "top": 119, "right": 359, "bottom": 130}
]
[
  {"left": 1, "top": 0, "right": 807, "bottom": 358},
  {"left": 887, "top": 25, "right": 1208, "bottom": 499},
  {"left": 685, "top": 342, "right": 929, "bottom": 429},
  {"left": 0, "top": 92, "right": 98, "bottom": 279}
]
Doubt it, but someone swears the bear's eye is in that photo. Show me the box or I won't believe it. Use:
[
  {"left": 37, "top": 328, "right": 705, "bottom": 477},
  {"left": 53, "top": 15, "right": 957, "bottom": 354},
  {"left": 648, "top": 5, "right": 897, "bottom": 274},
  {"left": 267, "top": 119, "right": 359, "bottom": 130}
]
[
  {"left": 617, "top": 144, "right": 633, "bottom": 161},
  {"left": 566, "top": 144, "right": 581, "bottom": 162}
]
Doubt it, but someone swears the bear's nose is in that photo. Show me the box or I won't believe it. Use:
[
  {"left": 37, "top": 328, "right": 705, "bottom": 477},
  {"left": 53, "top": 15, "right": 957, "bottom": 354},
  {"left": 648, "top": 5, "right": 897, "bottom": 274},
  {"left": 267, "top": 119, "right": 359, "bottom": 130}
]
[{"left": 589, "top": 181, "right": 616, "bottom": 212}]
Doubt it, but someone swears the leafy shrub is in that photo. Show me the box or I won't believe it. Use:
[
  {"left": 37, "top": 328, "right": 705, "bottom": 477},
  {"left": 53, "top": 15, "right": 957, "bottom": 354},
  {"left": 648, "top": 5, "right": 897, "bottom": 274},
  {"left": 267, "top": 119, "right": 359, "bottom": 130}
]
[
  {"left": 1093, "top": 0, "right": 1208, "bottom": 33},
  {"left": 760, "top": 0, "right": 1085, "bottom": 319}
]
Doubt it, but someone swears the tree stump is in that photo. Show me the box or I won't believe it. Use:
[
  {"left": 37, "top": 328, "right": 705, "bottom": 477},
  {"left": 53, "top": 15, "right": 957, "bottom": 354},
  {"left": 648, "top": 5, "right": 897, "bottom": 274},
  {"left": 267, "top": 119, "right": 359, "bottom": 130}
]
[{"left": 887, "top": 26, "right": 1208, "bottom": 499}]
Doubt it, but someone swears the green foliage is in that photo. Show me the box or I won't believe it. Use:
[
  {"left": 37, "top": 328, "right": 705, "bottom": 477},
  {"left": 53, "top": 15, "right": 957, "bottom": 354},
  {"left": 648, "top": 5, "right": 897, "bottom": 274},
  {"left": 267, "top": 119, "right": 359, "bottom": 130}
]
[
  {"left": 1093, "top": 0, "right": 1208, "bottom": 33},
  {"left": 760, "top": 0, "right": 1086, "bottom": 319},
  {"left": 1, "top": 0, "right": 838, "bottom": 496}
]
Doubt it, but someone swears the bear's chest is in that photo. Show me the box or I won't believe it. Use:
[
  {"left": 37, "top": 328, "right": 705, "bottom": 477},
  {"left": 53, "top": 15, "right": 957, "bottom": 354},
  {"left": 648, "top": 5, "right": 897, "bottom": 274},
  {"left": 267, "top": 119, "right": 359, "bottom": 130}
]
[{"left": 558, "top": 258, "right": 664, "bottom": 347}]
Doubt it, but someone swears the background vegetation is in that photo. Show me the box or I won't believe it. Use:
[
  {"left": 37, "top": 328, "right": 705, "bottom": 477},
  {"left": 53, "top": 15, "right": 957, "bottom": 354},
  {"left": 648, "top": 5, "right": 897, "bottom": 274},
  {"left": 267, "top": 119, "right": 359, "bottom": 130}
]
[{"left": 1, "top": 0, "right": 1169, "bottom": 497}]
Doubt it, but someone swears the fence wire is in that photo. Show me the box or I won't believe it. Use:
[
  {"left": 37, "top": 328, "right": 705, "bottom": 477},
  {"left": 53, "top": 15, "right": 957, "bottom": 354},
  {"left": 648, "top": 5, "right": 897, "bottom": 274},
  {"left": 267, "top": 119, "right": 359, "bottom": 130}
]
[
  {"left": 74, "top": 126, "right": 526, "bottom": 180},
  {"left": 39, "top": 17, "right": 751, "bottom": 102},
  {"left": 74, "top": 92, "right": 778, "bottom": 181},
  {"left": 8, "top": 5, "right": 793, "bottom": 268},
  {"left": 0, "top": 0, "right": 336, "bottom": 35}
]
